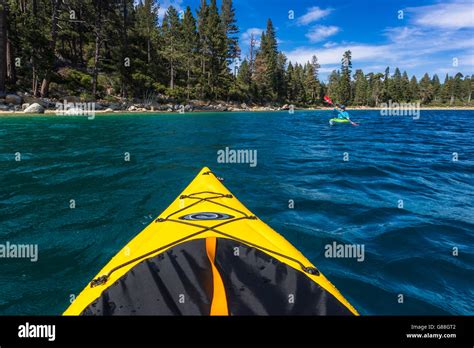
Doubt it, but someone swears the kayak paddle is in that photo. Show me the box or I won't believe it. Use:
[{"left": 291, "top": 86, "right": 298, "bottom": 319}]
[{"left": 323, "top": 96, "right": 359, "bottom": 126}]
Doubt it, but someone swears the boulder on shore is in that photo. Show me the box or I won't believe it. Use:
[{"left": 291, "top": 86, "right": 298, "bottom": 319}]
[
  {"left": 24, "top": 103, "right": 45, "bottom": 114},
  {"left": 5, "top": 94, "right": 22, "bottom": 105},
  {"left": 23, "top": 96, "right": 47, "bottom": 107},
  {"left": 108, "top": 103, "right": 122, "bottom": 111}
]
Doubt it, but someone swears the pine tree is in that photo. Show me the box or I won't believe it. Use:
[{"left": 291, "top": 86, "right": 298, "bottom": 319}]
[
  {"left": 234, "top": 59, "right": 251, "bottom": 101},
  {"left": 311, "top": 55, "right": 320, "bottom": 81},
  {"left": 353, "top": 69, "right": 368, "bottom": 106},
  {"left": 390, "top": 67, "right": 402, "bottom": 102},
  {"left": 452, "top": 73, "right": 464, "bottom": 103},
  {"left": 419, "top": 73, "right": 433, "bottom": 104},
  {"left": 204, "top": 0, "right": 229, "bottom": 99},
  {"left": 463, "top": 74, "right": 473, "bottom": 103},
  {"left": 286, "top": 62, "right": 295, "bottom": 102},
  {"left": 303, "top": 61, "right": 319, "bottom": 104},
  {"left": 161, "top": 6, "right": 183, "bottom": 91},
  {"left": 275, "top": 52, "right": 287, "bottom": 101},
  {"left": 196, "top": 0, "right": 209, "bottom": 99},
  {"left": 116, "top": 0, "right": 135, "bottom": 99},
  {"left": 327, "top": 70, "right": 340, "bottom": 102},
  {"left": 294, "top": 63, "right": 305, "bottom": 103},
  {"left": 0, "top": 0, "right": 6, "bottom": 94},
  {"left": 135, "top": 0, "right": 160, "bottom": 65},
  {"left": 3, "top": 0, "right": 472, "bottom": 107},
  {"left": 431, "top": 74, "right": 441, "bottom": 102},
  {"left": 133, "top": 0, "right": 161, "bottom": 96},
  {"left": 39, "top": 0, "right": 60, "bottom": 97},
  {"left": 409, "top": 75, "right": 419, "bottom": 102},
  {"left": 338, "top": 50, "right": 352, "bottom": 103},
  {"left": 220, "top": 0, "right": 239, "bottom": 62},
  {"left": 367, "top": 72, "right": 384, "bottom": 106},
  {"left": 380, "top": 66, "right": 390, "bottom": 103},
  {"left": 259, "top": 19, "right": 279, "bottom": 101},
  {"left": 401, "top": 71, "right": 410, "bottom": 101},
  {"left": 181, "top": 6, "right": 198, "bottom": 99},
  {"left": 253, "top": 40, "right": 268, "bottom": 102}
]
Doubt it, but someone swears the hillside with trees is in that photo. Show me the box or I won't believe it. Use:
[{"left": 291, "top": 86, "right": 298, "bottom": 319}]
[{"left": 0, "top": 0, "right": 472, "bottom": 109}]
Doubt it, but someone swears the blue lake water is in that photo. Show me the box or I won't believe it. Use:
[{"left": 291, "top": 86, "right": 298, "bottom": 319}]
[{"left": 0, "top": 110, "right": 473, "bottom": 315}]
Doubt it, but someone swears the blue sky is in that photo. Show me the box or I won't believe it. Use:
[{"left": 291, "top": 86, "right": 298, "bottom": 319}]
[{"left": 159, "top": 0, "right": 474, "bottom": 81}]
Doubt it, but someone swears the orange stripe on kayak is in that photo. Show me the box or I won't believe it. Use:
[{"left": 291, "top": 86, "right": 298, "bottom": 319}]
[{"left": 205, "top": 237, "right": 228, "bottom": 316}]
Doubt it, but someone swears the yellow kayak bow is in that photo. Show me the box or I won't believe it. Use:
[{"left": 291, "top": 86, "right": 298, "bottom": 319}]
[{"left": 64, "top": 167, "right": 358, "bottom": 316}]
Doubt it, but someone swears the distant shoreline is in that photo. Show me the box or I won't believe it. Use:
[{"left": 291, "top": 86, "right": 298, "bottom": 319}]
[{"left": 1, "top": 105, "right": 474, "bottom": 117}]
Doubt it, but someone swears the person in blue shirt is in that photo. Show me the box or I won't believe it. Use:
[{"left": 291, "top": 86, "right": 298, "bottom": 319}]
[{"left": 334, "top": 104, "right": 351, "bottom": 120}]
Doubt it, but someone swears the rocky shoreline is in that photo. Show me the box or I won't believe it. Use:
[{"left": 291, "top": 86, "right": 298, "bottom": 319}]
[
  {"left": 0, "top": 92, "right": 305, "bottom": 114},
  {"left": 1, "top": 93, "right": 473, "bottom": 115}
]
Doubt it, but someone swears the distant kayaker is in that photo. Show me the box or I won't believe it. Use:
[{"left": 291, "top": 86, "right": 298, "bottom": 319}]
[
  {"left": 334, "top": 104, "right": 351, "bottom": 120},
  {"left": 324, "top": 95, "right": 359, "bottom": 126}
]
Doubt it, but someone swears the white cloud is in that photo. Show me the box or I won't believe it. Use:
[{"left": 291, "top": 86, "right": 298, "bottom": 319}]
[
  {"left": 285, "top": 44, "right": 393, "bottom": 67},
  {"left": 157, "top": 0, "right": 183, "bottom": 21},
  {"left": 383, "top": 27, "right": 424, "bottom": 42},
  {"left": 305, "top": 25, "right": 340, "bottom": 42},
  {"left": 284, "top": 28, "right": 474, "bottom": 78},
  {"left": 285, "top": 1, "right": 474, "bottom": 80},
  {"left": 241, "top": 27, "right": 265, "bottom": 46},
  {"left": 323, "top": 41, "right": 338, "bottom": 48},
  {"left": 297, "top": 6, "right": 332, "bottom": 26},
  {"left": 408, "top": 0, "right": 474, "bottom": 29}
]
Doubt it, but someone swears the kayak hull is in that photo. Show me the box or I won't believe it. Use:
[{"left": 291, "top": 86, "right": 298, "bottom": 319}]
[
  {"left": 64, "top": 167, "right": 358, "bottom": 316},
  {"left": 329, "top": 118, "right": 350, "bottom": 125}
]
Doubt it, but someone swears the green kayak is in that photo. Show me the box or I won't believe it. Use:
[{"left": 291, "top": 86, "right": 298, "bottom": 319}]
[{"left": 329, "top": 118, "right": 350, "bottom": 125}]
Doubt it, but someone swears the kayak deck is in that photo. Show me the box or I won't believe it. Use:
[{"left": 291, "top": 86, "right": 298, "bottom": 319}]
[
  {"left": 64, "top": 167, "right": 358, "bottom": 316},
  {"left": 329, "top": 118, "right": 350, "bottom": 125}
]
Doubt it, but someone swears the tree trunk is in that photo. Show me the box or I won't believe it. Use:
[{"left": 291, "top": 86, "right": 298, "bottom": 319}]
[
  {"left": 187, "top": 68, "right": 190, "bottom": 100},
  {"left": 40, "top": 0, "right": 60, "bottom": 97},
  {"left": 92, "top": 1, "right": 102, "bottom": 97},
  {"left": 170, "top": 60, "right": 174, "bottom": 89},
  {"left": 0, "top": 0, "right": 7, "bottom": 95},
  {"left": 32, "top": 64, "right": 38, "bottom": 96},
  {"left": 78, "top": 4, "right": 84, "bottom": 66},
  {"left": 121, "top": 0, "right": 129, "bottom": 99},
  {"left": 4, "top": 0, "right": 14, "bottom": 85},
  {"left": 201, "top": 58, "right": 205, "bottom": 99},
  {"left": 6, "top": 34, "right": 15, "bottom": 84},
  {"left": 147, "top": 36, "right": 151, "bottom": 64},
  {"left": 92, "top": 32, "right": 100, "bottom": 96}
]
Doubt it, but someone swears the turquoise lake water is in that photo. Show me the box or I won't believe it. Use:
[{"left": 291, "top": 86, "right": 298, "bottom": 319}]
[{"left": 0, "top": 110, "right": 473, "bottom": 315}]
